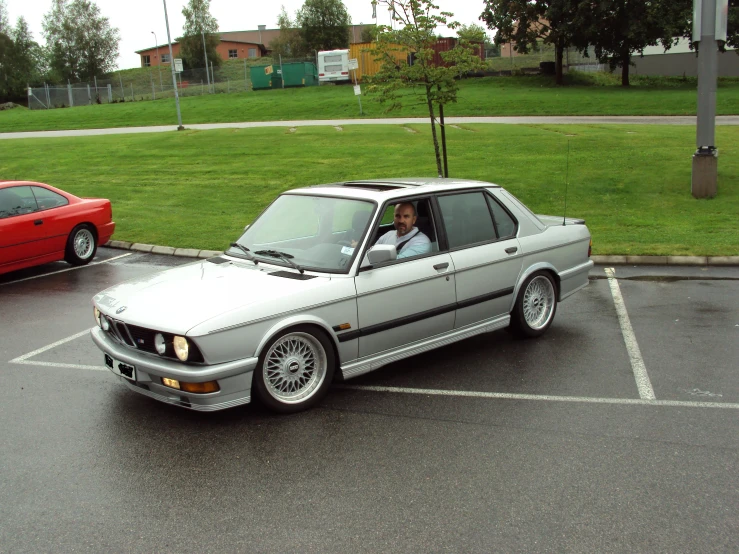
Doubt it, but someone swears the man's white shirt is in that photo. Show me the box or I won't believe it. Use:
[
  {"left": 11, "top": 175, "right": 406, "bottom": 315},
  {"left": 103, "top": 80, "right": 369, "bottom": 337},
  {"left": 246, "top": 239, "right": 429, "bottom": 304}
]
[{"left": 376, "top": 227, "right": 431, "bottom": 259}]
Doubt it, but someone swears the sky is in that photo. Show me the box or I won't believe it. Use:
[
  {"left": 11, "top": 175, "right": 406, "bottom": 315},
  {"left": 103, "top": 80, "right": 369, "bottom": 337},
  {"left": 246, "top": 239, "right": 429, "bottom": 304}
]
[{"left": 3, "top": 0, "right": 491, "bottom": 70}]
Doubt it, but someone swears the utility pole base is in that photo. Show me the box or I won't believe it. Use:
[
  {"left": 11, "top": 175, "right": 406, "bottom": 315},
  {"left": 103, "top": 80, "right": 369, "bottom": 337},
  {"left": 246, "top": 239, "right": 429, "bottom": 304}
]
[{"left": 691, "top": 149, "right": 718, "bottom": 198}]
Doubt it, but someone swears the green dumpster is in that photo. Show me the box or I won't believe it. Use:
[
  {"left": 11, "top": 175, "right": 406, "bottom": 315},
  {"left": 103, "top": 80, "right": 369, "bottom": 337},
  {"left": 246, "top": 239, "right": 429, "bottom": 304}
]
[
  {"left": 281, "top": 62, "right": 318, "bottom": 87},
  {"left": 250, "top": 65, "right": 278, "bottom": 90}
]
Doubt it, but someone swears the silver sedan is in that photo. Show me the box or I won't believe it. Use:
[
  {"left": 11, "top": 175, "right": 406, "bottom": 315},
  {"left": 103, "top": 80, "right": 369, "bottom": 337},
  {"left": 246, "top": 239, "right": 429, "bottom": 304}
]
[{"left": 90, "top": 178, "right": 593, "bottom": 412}]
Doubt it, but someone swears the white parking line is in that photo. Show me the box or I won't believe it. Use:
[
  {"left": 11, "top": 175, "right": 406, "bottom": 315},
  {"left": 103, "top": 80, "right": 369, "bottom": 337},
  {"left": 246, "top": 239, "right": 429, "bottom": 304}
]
[
  {"left": 605, "top": 267, "right": 656, "bottom": 400},
  {"left": 10, "top": 329, "right": 91, "bottom": 363},
  {"left": 337, "top": 385, "right": 739, "bottom": 410},
  {"left": 0, "top": 252, "right": 133, "bottom": 286}
]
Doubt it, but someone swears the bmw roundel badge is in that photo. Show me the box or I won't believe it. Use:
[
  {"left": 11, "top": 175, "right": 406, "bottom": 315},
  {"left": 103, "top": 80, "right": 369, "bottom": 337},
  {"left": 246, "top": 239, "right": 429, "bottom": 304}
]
[{"left": 116, "top": 306, "right": 127, "bottom": 314}]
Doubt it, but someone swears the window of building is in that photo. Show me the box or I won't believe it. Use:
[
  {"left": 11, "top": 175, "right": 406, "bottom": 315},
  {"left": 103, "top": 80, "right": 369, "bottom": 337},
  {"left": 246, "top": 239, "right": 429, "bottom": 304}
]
[
  {"left": 248, "top": 48, "right": 257, "bottom": 58},
  {"left": 161, "top": 53, "right": 170, "bottom": 63},
  {"left": 229, "top": 49, "right": 238, "bottom": 59},
  {"left": 142, "top": 55, "right": 151, "bottom": 67}
]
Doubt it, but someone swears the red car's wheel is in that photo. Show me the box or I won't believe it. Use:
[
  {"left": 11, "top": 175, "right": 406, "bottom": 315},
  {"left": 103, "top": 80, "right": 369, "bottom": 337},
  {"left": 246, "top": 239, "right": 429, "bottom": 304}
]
[{"left": 65, "top": 224, "right": 97, "bottom": 266}]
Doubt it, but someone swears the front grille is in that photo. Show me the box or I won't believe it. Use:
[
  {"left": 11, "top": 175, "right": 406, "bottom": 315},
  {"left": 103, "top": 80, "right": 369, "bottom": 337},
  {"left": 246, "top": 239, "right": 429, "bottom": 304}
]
[
  {"left": 127, "top": 324, "right": 158, "bottom": 354},
  {"left": 101, "top": 317, "right": 204, "bottom": 363}
]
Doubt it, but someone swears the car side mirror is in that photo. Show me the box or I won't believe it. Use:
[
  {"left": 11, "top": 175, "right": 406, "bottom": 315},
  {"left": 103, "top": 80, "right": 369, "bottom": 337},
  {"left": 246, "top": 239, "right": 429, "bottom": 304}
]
[{"left": 367, "top": 244, "right": 397, "bottom": 265}]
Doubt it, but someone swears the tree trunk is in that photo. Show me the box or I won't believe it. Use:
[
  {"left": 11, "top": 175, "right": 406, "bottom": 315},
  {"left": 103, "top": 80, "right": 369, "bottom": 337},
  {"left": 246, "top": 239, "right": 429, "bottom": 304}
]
[
  {"left": 425, "top": 84, "right": 443, "bottom": 177},
  {"left": 555, "top": 40, "right": 564, "bottom": 85},
  {"left": 621, "top": 51, "right": 630, "bottom": 87}
]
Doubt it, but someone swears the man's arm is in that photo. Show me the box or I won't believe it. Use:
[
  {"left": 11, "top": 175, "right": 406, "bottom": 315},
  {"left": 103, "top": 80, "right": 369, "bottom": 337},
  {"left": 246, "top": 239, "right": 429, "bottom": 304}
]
[{"left": 397, "top": 233, "right": 431, "bottom": 259}]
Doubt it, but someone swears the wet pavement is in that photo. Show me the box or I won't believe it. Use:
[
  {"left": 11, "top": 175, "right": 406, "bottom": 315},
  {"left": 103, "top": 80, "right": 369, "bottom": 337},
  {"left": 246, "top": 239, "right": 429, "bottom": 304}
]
[{"left": 1, "top": 248, "right": 737, "bottom": 552}]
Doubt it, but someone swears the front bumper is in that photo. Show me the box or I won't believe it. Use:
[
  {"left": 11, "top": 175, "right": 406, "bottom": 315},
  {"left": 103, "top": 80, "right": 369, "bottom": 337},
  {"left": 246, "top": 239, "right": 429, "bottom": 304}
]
[{"left": 90, "top": 327, "right": 259, "bottom": 411}]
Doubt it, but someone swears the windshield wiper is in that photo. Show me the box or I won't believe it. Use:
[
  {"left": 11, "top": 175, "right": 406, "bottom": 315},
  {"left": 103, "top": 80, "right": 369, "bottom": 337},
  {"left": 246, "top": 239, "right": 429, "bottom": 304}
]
[
  {"left": 254, "top": 249, "right": 304, "bottom": 274},
  {"left": 229, "top": 242, "right": 258, "bottom": 264}
]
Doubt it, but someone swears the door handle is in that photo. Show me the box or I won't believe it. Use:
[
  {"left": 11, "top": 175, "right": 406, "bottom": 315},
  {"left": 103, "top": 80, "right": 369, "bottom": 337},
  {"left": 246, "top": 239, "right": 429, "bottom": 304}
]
[
  {"left": 34, "top": 220, "right": 43, "bottom": 226},
  {"left": 433, "top": 262, "right": 449, "bottom": 270},
  {"left": 505, "top": 247, "right": 518, "bottom": 254}
]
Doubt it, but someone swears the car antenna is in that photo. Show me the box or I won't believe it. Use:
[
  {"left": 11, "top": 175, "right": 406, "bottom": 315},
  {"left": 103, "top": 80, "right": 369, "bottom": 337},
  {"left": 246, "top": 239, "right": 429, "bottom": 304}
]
[{"left": 562, "top": 138, "right": 570, "bottom": 226}]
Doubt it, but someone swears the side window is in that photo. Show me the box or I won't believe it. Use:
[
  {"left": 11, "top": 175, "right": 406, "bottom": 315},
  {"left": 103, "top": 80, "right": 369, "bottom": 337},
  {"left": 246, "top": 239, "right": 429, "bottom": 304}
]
[
  {"left": 438, "top": 192, "right": 497, "bottom": 249},
  {"left": 32, "top": 187, "right": 69, "bottom": 211},
  {"left": 0, "top": 186, "right": 38, "bottom": 219},
  {"left": 370, "top": 198, "right": 438, "bottom": 261},
  {"left": 486, "top": 195, "right": 517, "bottom": 239}
]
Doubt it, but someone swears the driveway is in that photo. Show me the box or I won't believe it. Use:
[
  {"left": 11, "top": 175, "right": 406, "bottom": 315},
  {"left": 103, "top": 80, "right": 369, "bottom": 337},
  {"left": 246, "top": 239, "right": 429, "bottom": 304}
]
[{"left": 1, "top": 249, "right": 737, "bottom": 552}]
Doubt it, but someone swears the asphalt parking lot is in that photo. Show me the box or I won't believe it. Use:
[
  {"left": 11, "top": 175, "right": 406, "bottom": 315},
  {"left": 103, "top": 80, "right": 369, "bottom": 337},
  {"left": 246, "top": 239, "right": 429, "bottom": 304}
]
[{"left": 1, "top": 248, "right": 737, "bottom": 553}]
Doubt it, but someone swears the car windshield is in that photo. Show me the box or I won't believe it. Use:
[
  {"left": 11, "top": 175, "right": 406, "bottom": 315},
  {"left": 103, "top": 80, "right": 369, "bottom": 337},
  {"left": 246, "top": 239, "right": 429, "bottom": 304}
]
[{"left": 229, "top": 194, "right": 375, "bottom": 273}]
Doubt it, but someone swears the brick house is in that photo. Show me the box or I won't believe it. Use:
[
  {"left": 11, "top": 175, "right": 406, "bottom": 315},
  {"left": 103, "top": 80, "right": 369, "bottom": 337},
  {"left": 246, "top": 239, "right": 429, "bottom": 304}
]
[{"left": 136, "top": 38, "right": 267, "bottom": 67}]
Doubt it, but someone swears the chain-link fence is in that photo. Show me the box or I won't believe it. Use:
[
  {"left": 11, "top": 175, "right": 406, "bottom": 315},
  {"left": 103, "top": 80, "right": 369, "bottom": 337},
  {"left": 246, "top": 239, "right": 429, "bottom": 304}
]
[{"left": 27, "top": 58, "right": 310, "bottom": 110}]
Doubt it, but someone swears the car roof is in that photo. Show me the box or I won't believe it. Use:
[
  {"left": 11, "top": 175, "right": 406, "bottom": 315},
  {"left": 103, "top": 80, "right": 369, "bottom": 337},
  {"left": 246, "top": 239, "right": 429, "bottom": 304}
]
[{"left": 289, "top": 178, "right": 500, "bottom": 202}]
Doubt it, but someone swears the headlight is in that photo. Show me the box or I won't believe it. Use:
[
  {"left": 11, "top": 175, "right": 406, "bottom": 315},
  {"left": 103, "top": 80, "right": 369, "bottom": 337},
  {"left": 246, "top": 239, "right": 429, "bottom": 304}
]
[
  {"left": 173, "top": 336, "right": 189, "bottom": 361},
  {"left": 154, "top": 333, "right": 167, "bottom": 355},
  {"left": 93, "top": 307, "right": 101, "bottom": 328}
]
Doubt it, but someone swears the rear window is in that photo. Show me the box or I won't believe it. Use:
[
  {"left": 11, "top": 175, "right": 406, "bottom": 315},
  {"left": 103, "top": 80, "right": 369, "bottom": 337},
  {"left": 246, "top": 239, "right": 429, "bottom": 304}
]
[
  {"left": 324, "top": 55, "right": 342, "bottom": 63},
  {"left": 325, "top": 64, "right": 343, "bottom": 72}
]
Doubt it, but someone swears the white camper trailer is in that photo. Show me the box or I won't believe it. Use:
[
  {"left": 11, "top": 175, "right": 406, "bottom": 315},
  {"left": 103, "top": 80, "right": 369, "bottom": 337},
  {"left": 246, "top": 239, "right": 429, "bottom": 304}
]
[{"left": 317, "top": 49, "right": 350, "bottom": 83}]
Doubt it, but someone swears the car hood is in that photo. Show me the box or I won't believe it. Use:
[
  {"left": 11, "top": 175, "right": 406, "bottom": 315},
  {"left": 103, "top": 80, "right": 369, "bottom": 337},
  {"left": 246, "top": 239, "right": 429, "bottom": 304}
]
[{"left": 93, "top": 257, "right": 336, "bottom": 334}]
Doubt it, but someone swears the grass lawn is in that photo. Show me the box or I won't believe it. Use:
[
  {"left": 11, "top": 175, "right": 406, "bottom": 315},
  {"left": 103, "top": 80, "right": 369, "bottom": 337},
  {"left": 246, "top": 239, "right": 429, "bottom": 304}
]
[
  {"left": 0, "top": 124, "right": 736, "bottom": 256},
  {"left": 2, "top": 75, "right": 738, "bottom": 133}
]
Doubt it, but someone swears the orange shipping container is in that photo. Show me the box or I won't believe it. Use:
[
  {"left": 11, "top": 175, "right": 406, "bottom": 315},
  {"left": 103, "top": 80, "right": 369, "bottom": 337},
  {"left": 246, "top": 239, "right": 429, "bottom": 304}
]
[{"left": 349, "top": 42, "right": 410, "bottom": 83}]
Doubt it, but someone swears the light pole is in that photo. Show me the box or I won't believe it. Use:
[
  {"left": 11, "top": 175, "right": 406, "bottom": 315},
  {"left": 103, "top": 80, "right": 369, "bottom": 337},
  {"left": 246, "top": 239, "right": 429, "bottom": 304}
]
[
  {"left": 162, "top": 0, "right": 183, "bottom": 129},
  {"left": 201, "top": 21, "right": 211, "bottom": 93},
  {"left": 152, "top": 31, "right": 163, "bottom": 91}
]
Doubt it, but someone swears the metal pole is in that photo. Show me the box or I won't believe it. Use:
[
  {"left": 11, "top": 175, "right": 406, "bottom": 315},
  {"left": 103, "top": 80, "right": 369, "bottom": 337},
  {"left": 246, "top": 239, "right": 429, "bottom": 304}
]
[
  {"left": 131, "top": 83, "right": 134, "bottom": 101},
  {"left": 152, "top": 31, "right": 163, "bottom": 91},
  {"left": 352, "top": 68, "right": 362, "bottom": 115},
  {"left": 211, "top": 61, "right": 214, "bottom": 92},
  {"left": 279, "top": 54, "right": 284, "bottom": 89},
  {"left": 691, "top": 0, "right": 722, "bottom": 198},
  {"left": 202, "top": 29, "right": 211, "bottom": 92},
  {"left": 163, "top": 0, "right": 184, "bottom": 129},
  {"left": 244, "top": 59, "right": 248, "bottom": 91},
  {"left": 118, "top": 74, "right": 124, "bottom": 100}
]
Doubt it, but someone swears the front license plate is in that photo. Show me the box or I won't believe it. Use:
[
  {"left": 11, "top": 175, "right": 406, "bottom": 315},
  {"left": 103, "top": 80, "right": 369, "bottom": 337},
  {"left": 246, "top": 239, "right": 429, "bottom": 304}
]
[{"left": 104, "top": 354, "right": 136, "bottom": 381}]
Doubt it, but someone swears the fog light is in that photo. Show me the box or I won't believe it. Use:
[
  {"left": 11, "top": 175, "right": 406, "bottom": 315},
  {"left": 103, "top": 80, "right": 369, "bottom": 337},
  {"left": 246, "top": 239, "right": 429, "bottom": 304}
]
[
  {"left": 101, "top": 316, "right": 110, "bottom": 331},
  {"left": 173, "top": 336, "right": 189, "bottom": 361},
  {"left": 162, "top": 378, "right": 180, "bottom": 390},
  {"left": 154, "top": 333, "right": 167, "bottom": 355},
  {"left": 180, "top": 381, "right": 220, "bottom": 394}
]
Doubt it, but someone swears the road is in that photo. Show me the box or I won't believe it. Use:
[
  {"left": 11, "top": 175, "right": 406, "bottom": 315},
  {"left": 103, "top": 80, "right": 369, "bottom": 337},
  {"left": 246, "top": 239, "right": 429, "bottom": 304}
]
[
  {"left": 1, "top": 249, "right": 737, "bottom": 552},
  {"left": 2, "top": 115, "right": 739, "bottom": 140}
]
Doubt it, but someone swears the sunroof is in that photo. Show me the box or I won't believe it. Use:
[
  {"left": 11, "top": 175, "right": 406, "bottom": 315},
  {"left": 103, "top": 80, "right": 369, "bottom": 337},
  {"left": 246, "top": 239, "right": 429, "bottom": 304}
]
[{"left": 341, "top": 181, "right": 410, "bottom": 191}]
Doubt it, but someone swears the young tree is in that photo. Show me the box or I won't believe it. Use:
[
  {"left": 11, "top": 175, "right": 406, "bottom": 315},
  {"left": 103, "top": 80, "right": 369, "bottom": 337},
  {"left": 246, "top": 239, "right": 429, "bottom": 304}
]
[
  {"left": 296, "top": 0, "right": 351, "bottom": 52},
  {"left": 368, "top": 0, "right": 485, "bottom": 177},
  {"left": 179, "top": 0, "right": 221, "bottom": 70},
  {"left": 42, "top": 0, "right": 119, "bottom": 82},
  {"left": 270, "top": 6, "right": 308, "bottom": 59},
  {"left": 480, "top": 0, "right": 582, "bottom": 85},
  {"left": 361, "top": 24, "right": 378, "bottom": 42}
]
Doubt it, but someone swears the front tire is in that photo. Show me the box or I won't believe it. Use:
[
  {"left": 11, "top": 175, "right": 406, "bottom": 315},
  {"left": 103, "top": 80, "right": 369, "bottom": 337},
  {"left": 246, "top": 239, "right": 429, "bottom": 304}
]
[
  {"left": 65, "top": 224, "right": 97, "bottom": 266},
  {"left": 253, "top": 326, "right": 335, "bottom": 413},
  {"left": 510, "top": 271, "right": 557, "bottom": 338}
]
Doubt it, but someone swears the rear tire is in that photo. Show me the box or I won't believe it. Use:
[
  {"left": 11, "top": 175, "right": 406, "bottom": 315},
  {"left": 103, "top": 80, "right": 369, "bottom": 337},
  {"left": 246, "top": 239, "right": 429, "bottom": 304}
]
[
  {"left": 65, "top": 224, "right": 97, "bottom": 266},
  {"left": 253, "top": 326, "right": 335, "bottom": 414},
  {"left": 510, "top": 271, "right": 557, "bottom": 338}
]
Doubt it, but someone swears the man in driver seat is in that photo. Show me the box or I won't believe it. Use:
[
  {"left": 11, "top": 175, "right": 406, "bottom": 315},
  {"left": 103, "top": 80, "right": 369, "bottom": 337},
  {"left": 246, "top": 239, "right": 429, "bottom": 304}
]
[{"left": 376, "top": 202, "right": 431, "bottom": 259}]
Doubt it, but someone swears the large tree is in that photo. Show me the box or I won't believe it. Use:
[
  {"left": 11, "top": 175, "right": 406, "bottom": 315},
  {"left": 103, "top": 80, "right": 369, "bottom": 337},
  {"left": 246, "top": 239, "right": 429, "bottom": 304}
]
[
  {"left": 575, "top": 0, "right": 686, "bottom": 86},
  {"left": 480, "top": 0, "right": 583, "bottom": 85},
  {"left": 270, "top": 6, "right": 308, "bottom": 59},
  {"left": 0, "top": 0, "right": 9, "bottom": 35},
  {"left": 5, "top": 17, "right": 43, "bottom": 97},
  {"left": 179, "top": 0, "right": 221, "bottom": 71},
  {"left": 368, "top": 0, "right": 485, "bottom": 176},
  {"left": 296, "top": 0, "right": 351, "bottom": 52},
  {"left": 42, "top": 0, "right": 119, "bottom": 82}
]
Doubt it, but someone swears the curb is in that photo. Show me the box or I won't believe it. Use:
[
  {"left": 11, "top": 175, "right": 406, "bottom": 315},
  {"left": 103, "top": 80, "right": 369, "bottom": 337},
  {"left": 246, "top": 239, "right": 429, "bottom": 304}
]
[{"left": 105, "top": 241, "right": 739, "bottom": 266}]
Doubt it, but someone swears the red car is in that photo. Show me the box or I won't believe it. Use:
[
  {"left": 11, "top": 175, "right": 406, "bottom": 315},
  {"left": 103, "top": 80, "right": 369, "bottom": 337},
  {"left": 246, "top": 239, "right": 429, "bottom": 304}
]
[{"left": 0, "top": 180, "right": 115, "bottom": 275}]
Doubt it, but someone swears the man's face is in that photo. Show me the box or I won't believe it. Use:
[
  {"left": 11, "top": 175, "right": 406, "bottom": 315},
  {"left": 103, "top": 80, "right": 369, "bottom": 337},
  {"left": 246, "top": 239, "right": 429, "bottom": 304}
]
[{"left": 393, "top": 203, "right": 417, "bottom": 237}]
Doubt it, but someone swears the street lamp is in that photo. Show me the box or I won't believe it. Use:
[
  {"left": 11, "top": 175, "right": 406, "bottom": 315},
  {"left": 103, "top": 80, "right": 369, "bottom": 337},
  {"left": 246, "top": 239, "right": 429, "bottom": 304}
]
[
  {"left": 201, "top": 22, "right": 211, "bottom": 93},
  {"left": 152, "top": 31, "right": 163, "bottom": 91},
  {"left": 162, "top": 0, "right": 183, "bottom": 129}
]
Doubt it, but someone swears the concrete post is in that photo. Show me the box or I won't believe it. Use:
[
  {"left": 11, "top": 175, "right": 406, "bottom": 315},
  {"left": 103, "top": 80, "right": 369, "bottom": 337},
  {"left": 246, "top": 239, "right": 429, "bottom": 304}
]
[
  {"left": 68, "top": 83, "right": 73, "bottom": 107},
  {"left": 691, "top": 0, "right": 723, "bottom": 198},
  {"left": 107, "top": 84, "right": 113, "bottom": 103}
]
